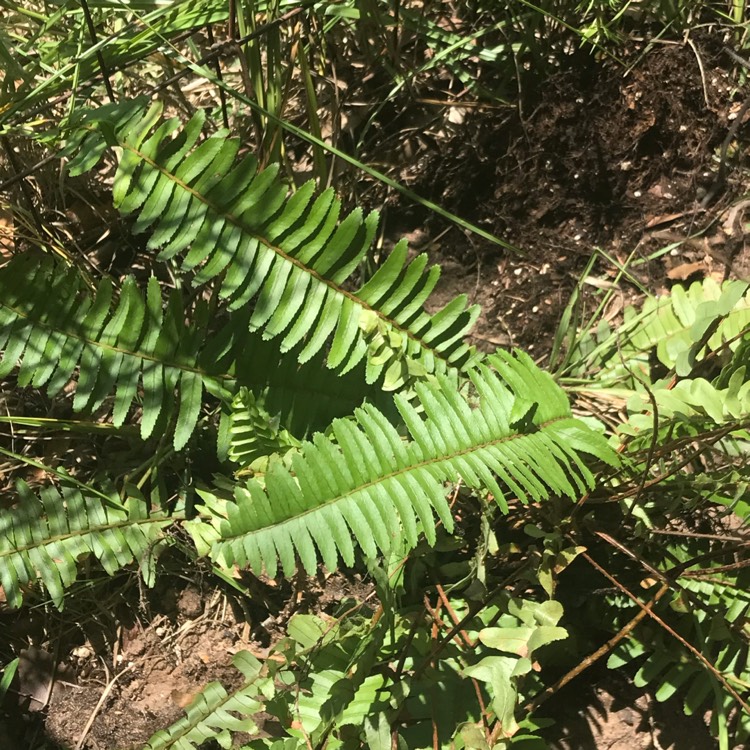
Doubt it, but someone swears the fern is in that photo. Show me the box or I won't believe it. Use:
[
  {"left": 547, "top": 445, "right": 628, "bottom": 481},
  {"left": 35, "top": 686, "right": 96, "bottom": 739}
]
[
  {"left": 63, "top": 101, "right": 481, "bottom": 391},
  {"left": 189, "top": 353, "right": 617, "bottom": 578},
  {"left": 607, "top": 568, "right": 750, "bottom": 744},
  {"left": 0, "top": 254, "right": 214, "bottom": 449},
  {"left": 624, "top": 371, "right": 750, "bottom": 430},
  {"left": 0, "top": 481, "right": 170, "bottom": 608},
  {"left": 570, "top": 278, "right": 750, "bottom": 386},
  {"left": 0, "top": 254, "right": 383, "bottom": 450},
  {"left": 142, "top": 650, "right": 267, "bottom": 750},
  {"left": 224, "top": 387, "right": 301, "bottom": 468}
]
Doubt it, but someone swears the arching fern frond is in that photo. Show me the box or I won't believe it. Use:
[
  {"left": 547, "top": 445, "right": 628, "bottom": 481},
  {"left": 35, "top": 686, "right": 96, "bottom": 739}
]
[
  {"left": 0, "top": 481, "right": 170, "bottom": 609},
  {"left": 190, "top": 355, "right": 617, "bottom": 578},
  {"left": 0, "top": 254, "right": 386, "bottom": 450},
  {"left": 64, "top": 101, "right": 481, "bottom": 390}
]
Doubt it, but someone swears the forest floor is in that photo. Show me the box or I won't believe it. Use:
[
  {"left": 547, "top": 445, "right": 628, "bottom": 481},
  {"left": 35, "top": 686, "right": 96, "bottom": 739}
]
[{"left": 1, "top": 28, "right": 749, "bottom": 750}]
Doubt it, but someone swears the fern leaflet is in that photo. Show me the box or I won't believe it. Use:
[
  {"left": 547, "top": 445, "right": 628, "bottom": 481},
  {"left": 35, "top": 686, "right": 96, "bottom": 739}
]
[{"left": 570, "top": 277, "right": 750, "bottom": 385}]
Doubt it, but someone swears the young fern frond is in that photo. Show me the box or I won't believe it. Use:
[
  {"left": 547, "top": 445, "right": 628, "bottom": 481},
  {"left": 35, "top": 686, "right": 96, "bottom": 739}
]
[
  {"left": 0, "top": 481, "right": 170, "bottom": 609},
  {"left": 0, "top": 255, "right": 384, "bottom": 449},
  {"left": 191, "top": 355, "right": 617, "bottom": 578},
  {"left": 224, "top": 387, "right": 302, "bottom": 468},
  {"left": 63, "top": 101, "right": 481, "bottom": 390}
]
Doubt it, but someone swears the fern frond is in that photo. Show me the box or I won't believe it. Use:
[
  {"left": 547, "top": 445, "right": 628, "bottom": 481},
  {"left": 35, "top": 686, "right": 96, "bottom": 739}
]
[
  {"left": 65, "top": 101, "right": 481, "bottom": 390},
  {"left": 225, "top": 387, "right": 301, "bottom": 468},
  {"left": 625, "top": 370, "right": 750, "bottom": 430},
  {"left": 0, "top": 255, "right": 383, "bottom": 449},
  {"left": 192, "top": 355, "right": 617, "bottom": 578},
  {"left": 0, "top": 254, "right": 215, "bottom": 449},
  {"left": 0, "top": 481, "right": 170, "bottom": 609},
  {"left": 571, "top": 278, "right": 750, "bottom": 385},
  {"left": 142, "top": 651, "right": 266, "bottom": 750}
]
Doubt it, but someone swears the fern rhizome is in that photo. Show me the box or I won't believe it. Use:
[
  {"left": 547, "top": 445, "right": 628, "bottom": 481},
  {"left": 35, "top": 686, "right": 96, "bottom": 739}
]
[{"left": 1, "top": 97, "right": 749, "bottom": 749}]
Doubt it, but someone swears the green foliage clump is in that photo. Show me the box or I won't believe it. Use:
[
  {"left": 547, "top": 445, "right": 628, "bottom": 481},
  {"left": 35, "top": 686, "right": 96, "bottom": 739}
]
[{"left": 0, "top": 2, "right": 749, "bottom": 748}]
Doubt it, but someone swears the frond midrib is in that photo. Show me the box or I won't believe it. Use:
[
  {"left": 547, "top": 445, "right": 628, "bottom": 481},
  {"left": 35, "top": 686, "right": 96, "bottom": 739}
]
[{"left": 218, "top": 413, "right": 576, "bottom": 542}]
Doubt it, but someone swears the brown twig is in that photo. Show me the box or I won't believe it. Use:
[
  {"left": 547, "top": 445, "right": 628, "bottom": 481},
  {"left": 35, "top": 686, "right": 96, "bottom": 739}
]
[
  {"left": 524, "top": 581, "right": 669, "bottom": 715},
  {"left": 75, "top": 663, "right": 135, "bottom": 750},
  {"left": 580, "top": 550, "right": 750, "bottom": 715},
  {"left": 423, "top": 591, "right": 490, "bottom": 743},
  {"left": 434, "top": 583, "right": 475, "bottom": 648}
]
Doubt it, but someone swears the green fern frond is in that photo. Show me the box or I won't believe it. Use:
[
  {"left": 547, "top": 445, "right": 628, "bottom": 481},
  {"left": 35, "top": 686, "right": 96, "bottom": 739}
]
[
  {"left": 571, "top": 278, "right": 750, "bottom": 385},
  {"left": 192, "top": 356, "right": 617, "bottom": 578},
  {"left": 0, "top": 254, "right": 383, "bottom": 450},
  {"left": 624, "top": 369, "right": 750, "bottom": 430},
  {"left": 142, "top": 651, "right": 266, "bottom": 750},
  {"left": 0, "top": 254, "right": 216, "bottom": 450},
  {"left": 64, "top": 101, "right": 481, "bottom": 390},
  {"left": 608, "top": 568, "right": 750, "bottom": 742},
  {"left": 0, "top": 481, "right": 170, "bottom": 609}
]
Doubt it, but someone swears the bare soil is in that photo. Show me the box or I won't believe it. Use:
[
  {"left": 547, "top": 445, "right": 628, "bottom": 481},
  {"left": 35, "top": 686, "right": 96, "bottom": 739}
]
[
  {"left": 392, "top": 37, "right": 750, "bottom": 360},
  {"left": 3, "top": 35, "right": 750, "bottom": 750}
]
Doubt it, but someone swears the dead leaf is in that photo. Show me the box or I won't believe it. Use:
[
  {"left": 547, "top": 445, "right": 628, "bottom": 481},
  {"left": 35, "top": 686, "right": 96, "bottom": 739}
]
[
  {"left": 447, "top": 106, "right": 466, "bottom": 125},
  {"left": 667, "top": 261, "right": 706, "bottom": 280},
  {"left": 17, "top": 647, "right": 75, "bottom": 712},
  {"left": 0, "top": 204, "right": 13, "bottom": 257},
  {"left": 645, "top": 212, "right": 686, "bottom": 229},
  {"left": 171, "top": 689, "right": 199, "bottom": 708}
]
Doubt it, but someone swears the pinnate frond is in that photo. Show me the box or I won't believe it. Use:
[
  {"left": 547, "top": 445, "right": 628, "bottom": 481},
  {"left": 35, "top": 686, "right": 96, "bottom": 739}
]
[
  {"left": 608, "top": 569, "right": 750, "bottom": 743},
  {"left": 0, "top": 482, "right": 170, "bottom": 609},
  {"left": 572, "top": 278, "right": 750, "bottom": 384},
  {"left": 0, "top": 254, "right": 218, "bottom": 449},
  {"left": 64, "top": 101, "right": 481, "bottom": 390},
  {"left": 625, "top": 370, "right": 750, "bottom": 430},
  {"left": 224, "top": 387, "right": 301, "bottom": 467},
  {"left": 142, "top": 651, "right": 266, "bottom": 750},
  {"left": 193, "top": 354, "right": 617, "bottom": 578},
  {"left": 0, "top": 254, "right": 382, "bottom": 449}
]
